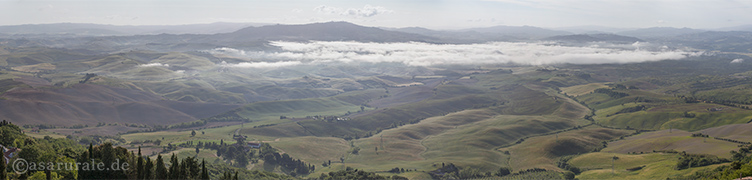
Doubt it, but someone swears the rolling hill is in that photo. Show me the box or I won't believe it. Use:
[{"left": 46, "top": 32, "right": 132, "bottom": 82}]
[
  {"left": 0, "top": 79, "right": 239, "bottom": 126},
  {"left": 219, "top": 21, "right": 438, "bottom": 43},
  {"left": 543, "top": 34, "right": 642, "bottom": 44}
]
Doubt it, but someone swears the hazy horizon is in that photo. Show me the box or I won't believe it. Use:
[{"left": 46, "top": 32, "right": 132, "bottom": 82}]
[{"left": 2, "top": 0, "right": 751, "bottom": 30}]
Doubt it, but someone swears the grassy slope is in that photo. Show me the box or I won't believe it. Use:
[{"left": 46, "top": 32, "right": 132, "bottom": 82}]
[
  {"left": 337, "top": 80, "right": 593, "bottom": 174},
  {"left": 129, "top": 66, "right": 752, "bottom": 179},
  {"left": 574, "top": 87, "right": 752, "bottom": 131},
  {"left": 268, "top": 136, "right": 350, "bottom": 167},
  {"left": 232, "top": 89, "right": 384, "bottom": 121},
  {"left": 703, "top": 122, "right": 752, "bottom": 142},
  {"left": 561, "top": 83, "right": 608, "bottom": 97},
  {"left": 501, "top": 127, "right": 631, "bottom": 171},
  {"left": 244, "top": 68, "right": 620, "bottom": 178},
  {"left": 602, "top": 129, "right": 740, "bottom": 158},
  {"left": 571, "top": 152, "right": 726, "bottom": 180}
]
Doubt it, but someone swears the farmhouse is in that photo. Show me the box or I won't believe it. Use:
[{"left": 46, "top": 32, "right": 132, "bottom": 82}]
[{"left": 248, "top": 142, "right": 261, "bottom": 149}]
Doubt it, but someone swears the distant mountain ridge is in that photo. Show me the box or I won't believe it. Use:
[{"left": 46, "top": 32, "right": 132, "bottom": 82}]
[
  {"left": 0, "top": 22, "right": 269, "bottom": 36},
  {"left": 387, "top": 25, "right": 572, "bottom": 42},
  {"left": 615, "top": 27, "right": 707, "bottom": 39},
  {"left": 3, "top": 21, "right": 752, "bottom": 53},
  {"left": 544, "top": 34, "right": 643, "bottom": 43},
  {"left": 460, "top": 25, "right": 572, "bottom": 39},
  {"left": 220, "top": 21, "right": 437, "bottom": 43}
]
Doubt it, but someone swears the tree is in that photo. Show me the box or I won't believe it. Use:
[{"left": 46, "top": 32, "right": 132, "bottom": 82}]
[
  {"left": 612, "top": 156, "right": 619, "bottom": 174},
  {"left": 563, "top": 171, "right": 575, "bottom": 180},
  {"left": 169, "top": 154, "right": 180, "bottom": 179},
  {"left": 196, "top": 147, "right": 200, "bottom": 154},
  {"left": 495, "top": 167, "right": 511, "bottom": 176},
  {"left": 221, "top": 171, "right": 233, "bottom": 180},
  {"left": 200, "top": 159, "right": 210, "bottom": 180},
  {"left": 191, "top": 130, "right": 197, "bottom": 137},
  {"left": 235, "top": 150, "right": 249, "bottom": 167},
  {"left": 183, "top": 156, "right": 199, "bottom": 179},
  {"left": 137, "top": 147, "right": 144, "bottom": 179},
  {"left": 1, "top": 153, "right": 6, "bottom": 180},
  {"left": 88, "top": 143, "right": 93, "bottom": 159},
  {"left": 144, "top": 156, "right": 153, "bottom": 180},
  {"left": 155, "top": 154, "right": 168, "bottom": 179}
]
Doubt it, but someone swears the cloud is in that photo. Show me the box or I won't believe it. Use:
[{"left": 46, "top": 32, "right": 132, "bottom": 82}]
[
  {"left": 314, "top": 5, "right": 339, "bottom": 14},
  {"left": 219, "top": 61, "right": 301, "bottom": 68},
  {"left": 314, "top": 5, "right": 392, "bottom": 18},
  {"left": 731, "top": 58, "right": 744, "bottom": 63},
  {"left": 341, "top": 5, "right": 392, "bottom": 17},
  {"left": 253, "top": 41, "right": 700, "bottom": 66},
  {"left": 210, "top": 47, "right": 247, "bottom": 56},
  {"left": 138, "top": 63, "right": 169, "bottom": 67}
]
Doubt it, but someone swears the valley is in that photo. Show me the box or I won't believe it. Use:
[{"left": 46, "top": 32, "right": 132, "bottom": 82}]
[{"left": 3, "top": 21, "right": 752, "bottom": 179}]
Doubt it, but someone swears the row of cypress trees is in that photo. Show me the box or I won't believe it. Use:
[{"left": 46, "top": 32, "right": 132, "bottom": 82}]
[{"left": 76, "top": 143, "right": 210, "bottom": 180}]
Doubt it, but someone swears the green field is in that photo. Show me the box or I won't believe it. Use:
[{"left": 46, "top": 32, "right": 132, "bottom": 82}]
[
  {"left": 602, "top": 129, "right": 741, "bottom": 158},
  {"left": 570, "top": 152, "right": 726, "bottom": 179},
  {"left": 561, "top": 83, "right": 608, "bottom": 97}
]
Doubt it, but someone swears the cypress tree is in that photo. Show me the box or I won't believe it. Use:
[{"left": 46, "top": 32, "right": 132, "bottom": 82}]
[
  {"left": 1, "top": 154, "right": 6, "bottom": 180},
  {"left": 88, "top": 143, "right": 93, "bottom": 159},
  {"left": 137, "top": 147, "right": 143, "bottom": 179},
  {"left": 144, "top": 156, "right": 153, "bottom": 180},
  {"left": 169, "top": 154, "right": 179, "bottom": 179},
  {"left": 222, "top": 171, "right": 232, "bottom": 180},
  {"left": 155, "top": 154, "right": 168, "bottom": 180},
  {"left": 200, "top": 159, "right": 209, "bottom": 180}
]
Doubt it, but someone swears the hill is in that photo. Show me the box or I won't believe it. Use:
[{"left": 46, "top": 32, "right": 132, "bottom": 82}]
[
  {"left": 220, "top": 21, "right": 438, "bottom": 43},
  {"left": 662, "top": 31, "right": 752, "bottom": 53},
  {"left": 616, "top": 27, "right": 706, "bottom": 39},
  {"left": 543, "top": 34, "right": 642, "bottom": 44},
  {"left": 0, "top": 81, "right": 239, "bottom": 126},
  {"left": 0, "top": 22, "right": 268, "bottom": 36}
]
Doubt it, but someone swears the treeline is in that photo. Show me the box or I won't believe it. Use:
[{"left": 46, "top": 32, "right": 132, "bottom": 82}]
[
  {"left": 556, "top": 156, "right": 581, "bottom": 174},
  {"left": 678, "top": 95, "right": 752, "bottom": 109},
  {"left": 200, "top": 139, "right": 315, "bottom": 177},
  {"left": 75, "top": 142, "right": 212, "bottom": 180},
  {"left": 426, "top": 163, "right": 566, "bottom": 180},
  {"left": 675, "top": 152, "right": 730, "bottom": 170},
  {"left": 316, "top": 167, "right": 407, "bottom": 180},
  {"left": 679, "top": 144, "right": 752, "bottom": 179},
  {"left": 70, "top": 134, "right": 126, "bottom": 146},
  {"left": 714, "top": 137, "right": 752, "bottom": 144},
  {"left": 593, "top": 88, "right": 630, "bottom": 98},
  {"left": 263, "top": 152, "right": 315, "bottom": 176}
]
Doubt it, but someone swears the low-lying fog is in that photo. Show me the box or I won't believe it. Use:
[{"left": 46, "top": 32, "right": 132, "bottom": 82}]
[{"left": 207, "top": 41, "right": 703, "bottom": 68}]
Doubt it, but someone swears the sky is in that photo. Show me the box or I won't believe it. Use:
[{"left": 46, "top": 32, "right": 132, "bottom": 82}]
[{"left": 1, "top": 0, "right": 751, "bottom": 29}]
